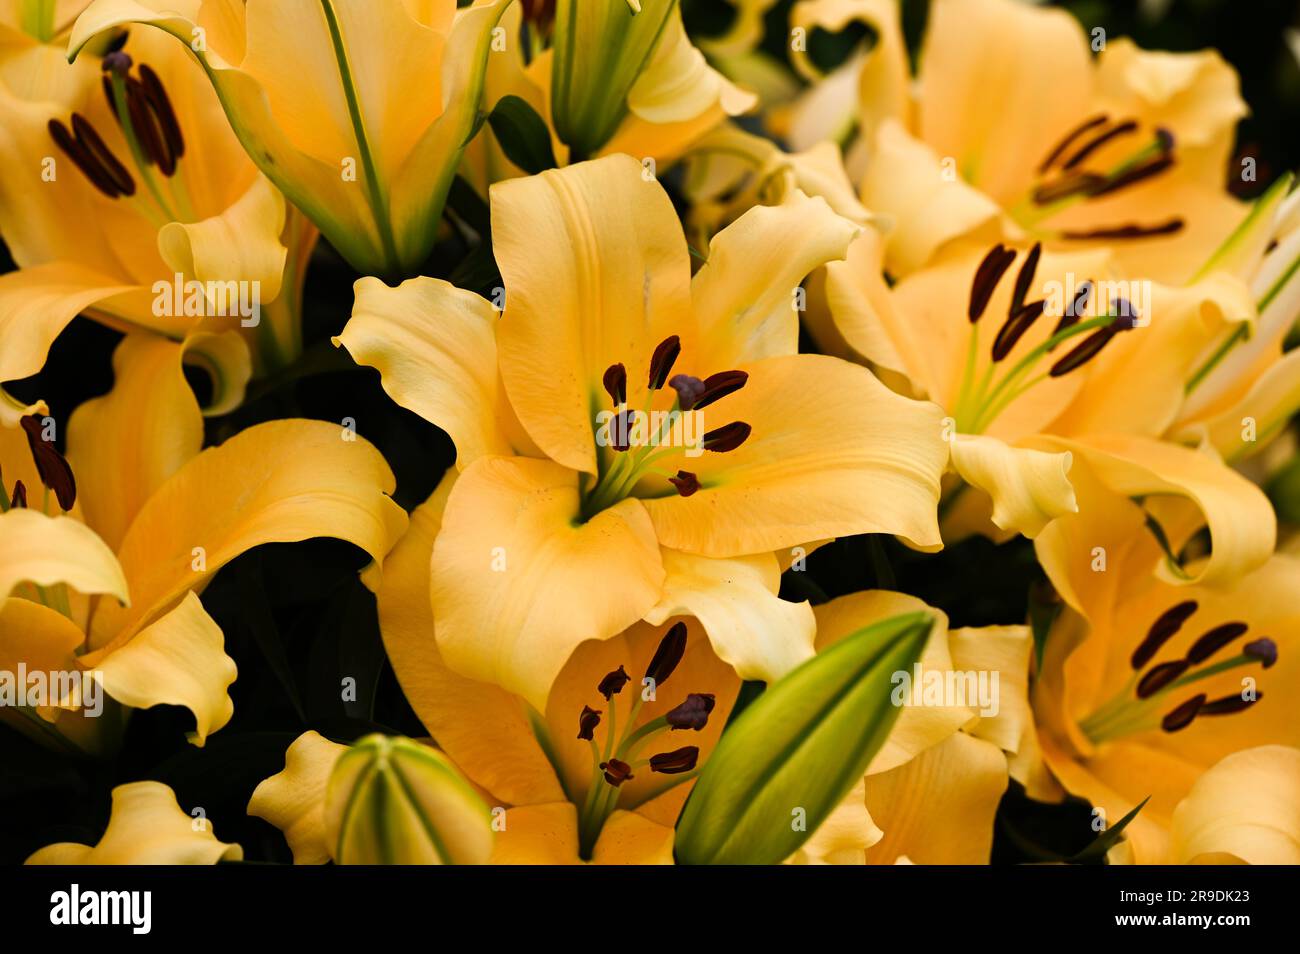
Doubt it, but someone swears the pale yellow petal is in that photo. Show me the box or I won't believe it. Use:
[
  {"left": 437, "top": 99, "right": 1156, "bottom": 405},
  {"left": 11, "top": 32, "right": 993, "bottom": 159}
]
[
  {"left": 864, "top": 731, "right": 1008, "bottom": 864},
  {"left": 947, "top": 624, "right": 1033, "bottom": 754},
  {"left": 27, "top": 780, "right": 242, "bottom": 864},
  {"left": 643, "top": 549, "right": 815, "bottom": 684},
  {"left": 91, "top": 591, "right": 235, "bottom": 745},
  {"left": 1170, "top": 746, "right": 1300, "bottom": 864},
  {"left": 377, "top": 475, "right": 567, "bottom": 808},
  {"left": 690, "top": 189, "right": 859, "bottom": 367},
  {"left": 247, "top": 730, "right": 352, "bottom": 865},
  {"left": 787, "top": 777, "right": 881, "bottom": 865},
  {"left": 336, "top": 276, "right": 513, "bottom": 468},
  {"left": 948, "top": 434, "right": 1077, "bottom": 539},
  {"left": 0, "top": 508, "right": 127, "bottom": 602},
  {"left": 87, "top": 419, "right": 407, "bottom": 650},
  {"left": 431, "top": 455, "right": 664, "bottom": 712}
]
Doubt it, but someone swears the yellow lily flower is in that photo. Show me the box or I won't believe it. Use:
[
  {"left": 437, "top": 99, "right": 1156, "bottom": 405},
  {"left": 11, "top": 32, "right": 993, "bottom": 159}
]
[
  {"left": 335, "top": 154, "right": 948, "bottom": 709},
  {"left": 1017, "top": 443, "right": 1294, "bottom": 863},
  {"left": 69, "top": 0, "right": 512, "bottom": 278},
  {"left": 784, "top": 0, "right": 1249, "bottom": 283},
  {"left": 0, "top": 339, "right": 407, "bottom": 755},
  {"left": 815, "top": 230, "right": 1254, "bottom": 540},
  {"left": 790, "top": 590, "right": 1032, "bottom": 864},
  {"left": 27, "top": 779, "right": 242, "bottom": 864},
  {"left": 0, "top": 10, "right": 316, "bottom": 425},
  {"left": 250, "top": 479, "right": 742, "bottom": 864}
]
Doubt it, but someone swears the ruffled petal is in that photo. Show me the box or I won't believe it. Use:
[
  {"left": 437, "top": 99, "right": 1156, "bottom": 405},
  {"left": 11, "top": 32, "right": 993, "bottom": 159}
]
[
  {"left": 247, "top": 730, "right": 352, "bottom": 865},
  {"left": 948, "top": 434, "right": 1077, "bottom": 538}
]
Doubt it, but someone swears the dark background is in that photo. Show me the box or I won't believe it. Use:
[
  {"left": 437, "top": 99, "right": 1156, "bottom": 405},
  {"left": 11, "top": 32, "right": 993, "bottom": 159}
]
[{"left": 3, "top": 0, "right": 1297, "bottom": 864}]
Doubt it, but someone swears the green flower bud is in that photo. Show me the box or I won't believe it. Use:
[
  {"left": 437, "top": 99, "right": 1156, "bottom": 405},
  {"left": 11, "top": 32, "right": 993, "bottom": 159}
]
[
  {"left": 551, "top": 0, "right": 675, "bottom": 159},
  {"left": 324, "top": 734, "right": 493, "bottom": 865},
  {"left": 674, "top": 611, "right": 934, "bottom": 865}
]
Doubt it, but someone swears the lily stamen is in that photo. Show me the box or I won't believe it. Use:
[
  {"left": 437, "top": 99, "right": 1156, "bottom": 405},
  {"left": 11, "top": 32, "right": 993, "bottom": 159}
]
[{"left": 1078, "top": 601, "right": 1278, "bottom": 744}]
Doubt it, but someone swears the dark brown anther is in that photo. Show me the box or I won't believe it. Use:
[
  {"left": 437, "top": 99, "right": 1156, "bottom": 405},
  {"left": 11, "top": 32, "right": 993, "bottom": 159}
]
[
  {"left": 1090, "top": 155, "right": 1175, "bottom": 199},
  {"left": 644, "top": 621, "right": 687, "bottom": 688},
  {"left": 19, "top": 415, "right": 76, "bottom": 511},
  {"left": 668, "top": 373, "right": 705, "bottom": 410},
  {"left": 1062, "top": 119, "right": 1139, "bottom": 170},
  {"left": 649, "top": 746, "right": 700, "bottom": 775},
  {"left": 692, "top": 370, "right": 748, "bottom": 410},
  {"left": 577, "top": 705, "right": 602, "bottom": 741},
  {"left": 1244, "top": 638, "right": 1278, "bottom": 669},
  {"left": 10, "top": 480, "right": 27, "bottom": 510},
  {"left": 1130, "top": 600, "right": 1198, "bottom": 670},
  {"left": 1061, "top": 219, "right": 1185, "bottom": 241},
  {"left": 598, "top": 665, "right": 631, "bottom": 700},
  {"left": 603, "top": 362, "right": 627, "bottom": 406},
  {"left": 1009, "top": 242, "right": 1042, "bottom": 317},
  {"left": 138, "top": 63, "right": 185, "bottom": 164},
  {"left": 521, "top": 0, "right": 557, "bottom": 29},
  {"left": 1049, "top": 281, "right": 1093, "bottom": 344},
  {"left": 610, "top": 409, "right": 634, "bottom": 451},
  {"left": 599, "top": 758, "right": 633, "bottom": 786},
  {"left": 991, "top": 299, "right": 1046, "bottom": 362},
  {"left": 1155, "top": 127, "right": 1175, "bottom": 153},
  {"left": 648, "top": 335, "right": 681, "bottom": 390},
  {"left": 967, "top": 244, "right": 1016, "bottom": 322},
  {"left": 48, "top": 117, "right": 134, "bottom": 199},
  {"left": 702, "top": 422, "right": 751, "bottom": 453},
  {"left": 668, "top": 470, "right": 700, "bottom": 497},
  {"left": 665, "top": 693, "right": 716, "bottom": 731},
  {"left": 1185, "top": 621, "right": 1249, "bottom": 664},
  {"left": 1048, "top": 325, "right": 1120, "bottom": 377},
  {"left": 1032, "top": 172, "right": 1107, "bottom": 205},
  {"left": 125, "top": 76, "right": 171, "bottom": 173},
  {"left": 1200, "top": 692, "right": 1261, "bottom": 716},
  {"left": 1160, "top": 693, "right": 1206, "bottom": 733},
  {"left": 1136, "top": 658, "right": 1190, "bottom": 699},
  {"left": 1037, "top": 113, "right": 1109, "bottom": 173}
]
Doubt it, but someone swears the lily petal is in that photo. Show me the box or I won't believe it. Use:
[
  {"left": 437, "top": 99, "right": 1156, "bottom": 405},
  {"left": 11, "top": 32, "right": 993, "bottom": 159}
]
[
  {"left": 91, "top": 591, "right": 236, "bottom": 746},
  {"left": 690, "top": 189, "right": 859, "bottom": 367},
  {"left": 0, "top": 508, "right": 127, "bottom": 602},
  {"left": 948, "top": 434, "right": 1077, "bottom": 539},
  {"left": 377, "top": 474, "right": 567, "bottom": 808},
  {"left": 86, "top": 419, "right": 407, "bottom": 650},
  {"left": 640, "top": 354, "right": 947, "bottom": 556},
  {"left": 431, "top": 455, "right": 664, "bottom": 711},
  {"left": 27, "top": 780, "right": 242, "bottom": 864},
  {"left": 1169, "top": 745, "right": 1300, "bottom": 864},
  {"left": 864, "top": 731, "right": 1009, "bottom": 864},
  {"left": 337, "top": 276, "right": 513, "bottom": 468},
  {"left": 247, "top": 730, "right": 351, "bottom": 865},
  {"left": 643, "top": 549, "right": 815, "bottom": 684}
]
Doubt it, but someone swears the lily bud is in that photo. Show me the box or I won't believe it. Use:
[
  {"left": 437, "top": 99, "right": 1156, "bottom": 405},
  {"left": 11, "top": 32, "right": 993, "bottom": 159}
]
[
  {"left": 674, "top": 611, "right": 933, "bottom": 865},
  {"left": 323, "top": 734, "right": 493, "bottom": 865},
  {"left": 550, "top": 0, "right": 676, "bottom": 158}
]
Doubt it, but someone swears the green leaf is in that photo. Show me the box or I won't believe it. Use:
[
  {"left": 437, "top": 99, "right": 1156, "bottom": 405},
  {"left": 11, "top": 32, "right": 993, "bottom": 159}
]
[
  {"left": 1070, "top": 796, "right": 1150, "bottom": 863},
  {"left": 674, "top": 611, "right": 933, "bottom": 865},
  {"left": 487, "top": 95, "right": 558, "bottom": 176}
]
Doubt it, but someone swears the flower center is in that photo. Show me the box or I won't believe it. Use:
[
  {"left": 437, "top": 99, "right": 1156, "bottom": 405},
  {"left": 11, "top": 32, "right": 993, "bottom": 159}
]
[
  {"left": 951, "top": 242, "right": 1140, "bottom": 432},
  {"left": 572, "top": 621, "right": 716, "bottom": 859},
  {"left": 1012, "top": 113, "right": 1185, "bottom": 241},
  {"left": 581, "top": 334, "right": 752, "bottom": 519},
  {"left": 1077, "top": 600, "right": 1276, "bottom": 745},
  {"left": 49, "top": 48, "right": 194, "bottom": 227}
]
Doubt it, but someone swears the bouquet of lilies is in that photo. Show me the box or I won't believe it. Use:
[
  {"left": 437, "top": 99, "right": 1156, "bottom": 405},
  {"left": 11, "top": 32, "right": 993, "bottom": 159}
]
[{"left": 1, "top": 0, "right": 1296, "bottom": 868}]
